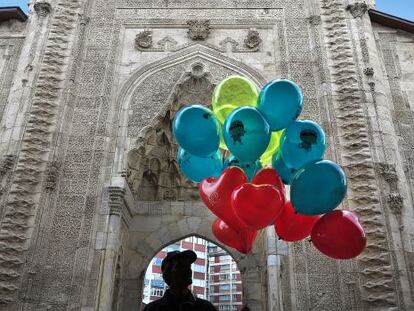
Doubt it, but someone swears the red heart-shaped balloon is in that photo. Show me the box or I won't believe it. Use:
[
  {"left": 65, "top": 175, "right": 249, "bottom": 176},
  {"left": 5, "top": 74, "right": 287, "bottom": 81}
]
[
  {"left": 311, "top": 210, "right": 366, "bottom": 260},
  {"left": 232, "top": 184, "right": 284, "bottom": 230},
  {"left": 200, "top": 167, "right": 248, "bottom": 232},
  {"left": 252, "top": 167, "right": 285, "bottom": 196},
  {"left": 212, "top": 218, "right": 257, "bottom": 254},
  {"left": 275, "top": 202, "right": 320, "bottom": 242}
]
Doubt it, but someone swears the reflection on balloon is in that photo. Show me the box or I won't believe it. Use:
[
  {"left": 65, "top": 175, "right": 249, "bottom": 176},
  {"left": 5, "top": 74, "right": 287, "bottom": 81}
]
[
  {"left": 311, "top": 210, "right": 366, "bottom": 259},
  {"left": 275, "top": 202, "right": 320, "bottom": 242},
  {"left": 223, "top": 107, "right": 270, "bottom": 162},
  {"left": 224, "top": 155, "right": 262, "bottom": 181},
  {"left": 291, "top": 160, "right": 347, "bottom": 215},
  {"left": 177, "top": 148, "right": 223, "bottom": 183},
  {"left": 199, "top": 167, "right": 248, "bottom": 232},
  {"left": 260, "top": 130, "right": 284, "bottom": 166},
  {"left": 271, "top": 149, "right": 298, "bottom": 185},
  {"left": 173, "top": 105, "right": 220, "bottom": 157},
  {"left": 258, "top": 79, "right": 303, "bottom": 131},
  {"left": 212, "top": 76, "right": 259, "bottom": 124},
  {"left": 281, "top": 120, "right": 326, "bottom": 169}
]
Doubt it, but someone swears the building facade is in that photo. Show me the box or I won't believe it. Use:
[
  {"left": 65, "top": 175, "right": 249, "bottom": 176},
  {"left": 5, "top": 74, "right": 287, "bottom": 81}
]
[
  {"left": 0, "top": 1, "right": 414, "bottom": 310},
  {"left": 207, "top": 243, "right": 243, "bottom": 311}
]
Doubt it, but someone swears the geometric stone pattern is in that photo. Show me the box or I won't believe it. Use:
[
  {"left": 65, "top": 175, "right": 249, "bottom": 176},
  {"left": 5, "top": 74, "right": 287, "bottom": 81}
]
[{"left": 0, "top": 0, "right": 413, "bottom": 310}]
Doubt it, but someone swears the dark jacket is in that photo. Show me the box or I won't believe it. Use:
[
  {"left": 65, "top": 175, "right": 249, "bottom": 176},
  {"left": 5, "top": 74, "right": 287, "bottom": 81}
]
[{"left": 143, "top": 289, "right": 217, "bottom": 311}]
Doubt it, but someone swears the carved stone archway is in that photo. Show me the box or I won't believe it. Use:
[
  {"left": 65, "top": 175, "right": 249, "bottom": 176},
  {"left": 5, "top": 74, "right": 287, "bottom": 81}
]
[{"left": 96, "top": 45, "right": 273, "bottom": 311}]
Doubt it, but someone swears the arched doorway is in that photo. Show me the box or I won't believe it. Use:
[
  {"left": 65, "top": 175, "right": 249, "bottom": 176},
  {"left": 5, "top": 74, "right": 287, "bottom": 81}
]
[
  {"left": 96, "top": 45, "right": 273, "bottom": 311},
  {"left": 142, "top": 235, "right": 244, "bottom": 310}
]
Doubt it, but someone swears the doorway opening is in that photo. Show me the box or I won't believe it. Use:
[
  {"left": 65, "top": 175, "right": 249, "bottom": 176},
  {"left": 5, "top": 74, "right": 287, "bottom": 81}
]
[{"left": 142, "top": 235, "right": 243, "bottom": 311}]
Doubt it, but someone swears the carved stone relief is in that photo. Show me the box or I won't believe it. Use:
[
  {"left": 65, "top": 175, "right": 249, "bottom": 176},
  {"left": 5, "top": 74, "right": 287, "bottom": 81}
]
[
  {"left": 346, "top": 2, "right": 368, "bottom": 18},
  {"left": 34, "top": 1, "right": 52, "bottom": 17},
  {"left": 135, "top": 30, "right": 152, "bottom": 49},
  {"left": 244, "top": 29, "right": 262, "bottom": 51},
  {"left": 44, "top": 160, "right": 61, "bottom": 191},
  {"left": 187, "top": 20, "right": 210, "bottom": 40}
]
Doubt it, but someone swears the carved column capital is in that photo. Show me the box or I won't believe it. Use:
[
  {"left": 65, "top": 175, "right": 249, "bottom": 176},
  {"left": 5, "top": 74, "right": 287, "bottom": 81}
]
[
  {"left": 34, "top": 1, "right": 52, "bottom": 17},
  {"left": 346, "top": 3, "right": 368, "bottom": 18},
  {"left": 387, "top": 192, "right": 404, "bottom": 215}
]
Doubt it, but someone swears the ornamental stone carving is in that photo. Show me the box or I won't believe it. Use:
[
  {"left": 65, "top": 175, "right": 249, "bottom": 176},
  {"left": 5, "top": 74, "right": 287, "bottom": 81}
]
[
  {"left": 346, "top": 2, "right": 368, "bottom": 18},
  {"left": 34, "top": 1, "right": 52, "bottom": 17},
  {"left": 244, "top": 29, "right": 262, "bottom": 51},
  {"left": 364, "top": 67, "right": 374, "bottom": 77},
  {"left": 44, "top": 160, "right": 61, "bottom": 191},
  {"left": 187, "top": 20, "right": 210, "bottom": 40},
  {"left": 387, "top": 192, "right": 403, "bottom": 215},
  {"left": 135, "top": 30, "right": 153, "bottom": 49}
]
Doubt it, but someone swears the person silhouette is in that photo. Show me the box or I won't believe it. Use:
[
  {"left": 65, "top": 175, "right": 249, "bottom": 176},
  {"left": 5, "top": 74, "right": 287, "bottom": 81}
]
[{"left": 144, "top": 250, "right": 217, "bottom": 311}]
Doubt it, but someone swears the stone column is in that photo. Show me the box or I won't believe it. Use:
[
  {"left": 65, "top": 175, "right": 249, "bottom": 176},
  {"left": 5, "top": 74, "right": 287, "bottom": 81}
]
[{"left": 96, "top": 177, "right": 132, "bottom": 311}]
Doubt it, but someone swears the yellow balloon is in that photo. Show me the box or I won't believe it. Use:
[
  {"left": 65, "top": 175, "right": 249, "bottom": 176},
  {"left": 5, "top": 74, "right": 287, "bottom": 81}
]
[
  {"left": 260, "top": 130, "right": 284, "bottom": 166},
  {"left": 219, "top": 125, "right": 228, "bottom": 150},
  {"left": 212, "top": 76, "right": 259, "bottom": 124}
]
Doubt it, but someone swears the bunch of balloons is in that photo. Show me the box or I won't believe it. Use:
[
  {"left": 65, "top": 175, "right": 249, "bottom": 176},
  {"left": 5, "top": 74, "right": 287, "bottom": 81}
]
[{"left": 172, "top": 76, "right": 366, "bottom": 259}]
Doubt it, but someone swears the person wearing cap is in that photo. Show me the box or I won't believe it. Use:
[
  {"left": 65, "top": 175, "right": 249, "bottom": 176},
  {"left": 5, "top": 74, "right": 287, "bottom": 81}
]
[{"left": 143, "top": 250, "right": 217, "bottom": 311}]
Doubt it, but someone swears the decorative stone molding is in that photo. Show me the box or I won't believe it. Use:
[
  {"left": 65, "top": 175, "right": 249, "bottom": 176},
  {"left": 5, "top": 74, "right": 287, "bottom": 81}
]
[
  {"left": 320, "top": 0, "right": 397, "bottom": 308},
  {"left": 364, "top": 67, "right": 374, "bottom": 77},
  {"left": 0, "top": 155, "right": 16, "bottom": 176},
  {"left": 0, "top": 0, "right": 81, "bottom": 304},
  {"left": 44, "top": 161, "right": 60, "bottom": 191},
  {"left": 244, "top": 29, "right": 262, "bottom": 51},
  {"left": 308, "top": 15, "right": 322, "bottom": 26},
  {"left": 387, "top": 192, "right": 403, "bottom": 215},
  {"left": 346, "top": 2, "right": 368, "bottom": 18},
  {"left": 34, "top": 1, "right": 52, "bottom": 17},
  {"left": 135, "top": 30, "right": 153, "bottom": 50},
  {"left": 187, "top": 20, "right": 210, "bottom": 40}
]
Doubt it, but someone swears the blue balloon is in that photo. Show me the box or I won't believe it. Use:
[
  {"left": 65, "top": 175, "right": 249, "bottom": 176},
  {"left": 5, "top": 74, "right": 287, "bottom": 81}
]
[
  {"left": 173, "top": 105, "right": 220, "bottom": 157},
  {"left": 290, "top": 160, "right": 347, "bottom": 215},
  {"left": 177, "top": 148, "right": 223, "bottom": 182},
  {"left": 271, "top": 149, "right": 298, "bottom": 185},
  {"left": 257, "top": 80, "right": 303, "bottom": 131},
  {"left": 224, "top": 155, "right": 262, "bottom": 181},
  {"left": 281, "top": 120, "right": 326, "bottom": 169},
  {"left": 223, "top": 107, "right": 270, "bottom": 162}
]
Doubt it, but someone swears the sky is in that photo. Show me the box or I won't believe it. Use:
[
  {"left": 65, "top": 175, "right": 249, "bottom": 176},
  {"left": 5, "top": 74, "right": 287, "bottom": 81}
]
[
  {"left": 376, "top": 0, "right": 414, "bottom": 22},
  {"left": 0, "top": 1, "right": 413, "bottom": 22}
]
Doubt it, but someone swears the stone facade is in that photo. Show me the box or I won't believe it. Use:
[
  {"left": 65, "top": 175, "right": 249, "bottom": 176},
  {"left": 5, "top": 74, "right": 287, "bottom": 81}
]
[{"left": 0, "top": 0, "right": 413, "bottom": 310}]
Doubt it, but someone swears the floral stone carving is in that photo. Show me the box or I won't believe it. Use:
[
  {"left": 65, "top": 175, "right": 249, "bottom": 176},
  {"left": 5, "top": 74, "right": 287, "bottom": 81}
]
[
  {"left": 135, "top": 30, "right": 153, "bottom": 49},
  {"left": 244, "top": 29, "right": 262, "bottom": 51}
]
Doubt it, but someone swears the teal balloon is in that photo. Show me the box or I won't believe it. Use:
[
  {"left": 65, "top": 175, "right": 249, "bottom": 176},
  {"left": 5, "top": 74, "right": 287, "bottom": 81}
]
[
  {"left": 258, "top": 79, "right": 303, "bottom": 131},
  {"left": 224, "top": 155, "right": 262, "bottom": 181},
  {"left": 177, "top": 148, "right": 223, "bottom": 182},
  {"left": 223, "top": 107, "right": 271, "bottom": 162},
  {"left": 173, "top": 105, "right": 220, "bottom": 157},
  {"left": 281, "top": 120, "right": 326, "bottom": 170},
  {"left": 271, "top": 149, "right": 297, "bottom": 185},
  {"left": 291, "top": 160, "right": 347, "bottom": 215}
]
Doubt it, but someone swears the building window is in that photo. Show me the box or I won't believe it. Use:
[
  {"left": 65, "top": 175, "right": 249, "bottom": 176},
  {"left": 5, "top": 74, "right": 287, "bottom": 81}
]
[
  {"left": 219, "top": 284, "right": 230, "bottom": 291},
  {"left": 150, "top": 288, "right": 164, "bottom": 297},
  {"left": 220, "top": 264, "right": 230, "bottom": 271},
  {"left": 219, "top": 295, "right": 231, "bottom": 302},
  {"left": 193, "top": 264, "right": 206, "bottom": 273}
]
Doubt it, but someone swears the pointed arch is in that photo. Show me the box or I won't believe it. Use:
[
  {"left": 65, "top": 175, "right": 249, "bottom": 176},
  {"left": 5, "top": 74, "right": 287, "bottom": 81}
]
[{"left": 112, "top": 44, "right": 267, "bottom": 177}]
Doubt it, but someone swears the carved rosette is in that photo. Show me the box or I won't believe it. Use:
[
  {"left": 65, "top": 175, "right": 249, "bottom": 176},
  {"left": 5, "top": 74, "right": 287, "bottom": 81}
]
[
  {"left": 244, "top": 29, "right": 262, "bottom": 51},
  {"left": 187, "top": 20, "right": 210, "bottom": 40},
  {"left": 364, "top": 67, "right": 374, "bottom": 77},
  {"left": 135, "top": 30, "right": 153, "bottom": 50},
  {"left": 346, "top": 2, "right": 368, "bottom": 18}
]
